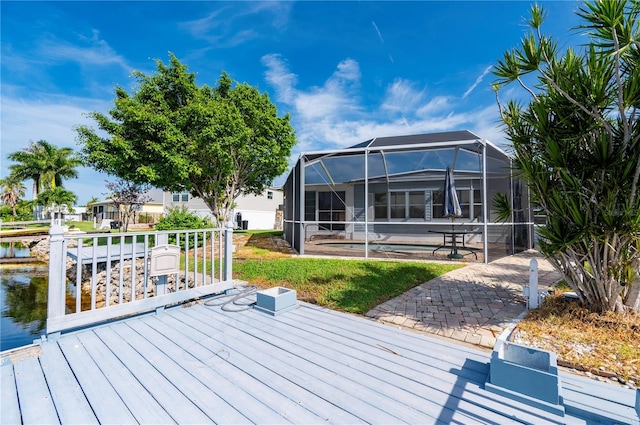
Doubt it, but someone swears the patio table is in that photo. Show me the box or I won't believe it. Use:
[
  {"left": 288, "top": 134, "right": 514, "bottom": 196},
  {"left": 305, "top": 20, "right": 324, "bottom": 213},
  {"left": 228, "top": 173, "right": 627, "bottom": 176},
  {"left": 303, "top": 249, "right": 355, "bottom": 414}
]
[{"left": 428, "top": 229, "right": 481, "bottom": 259}]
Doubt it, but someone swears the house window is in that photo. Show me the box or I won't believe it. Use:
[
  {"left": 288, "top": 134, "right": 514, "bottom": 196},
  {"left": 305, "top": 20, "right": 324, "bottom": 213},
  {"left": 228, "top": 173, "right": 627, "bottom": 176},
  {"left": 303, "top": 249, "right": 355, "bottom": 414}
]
[
  {"left": 377, "top": 191, "right": 425, "bottom": 220},
  {"left": 431, "top": 189, "right": 476, "bottom": 220},
  {"left": 390, "top": 192, "right": 405, "bottom": 219},
  {"left": 317, "top": 191, "right": 345, "bottom": 231},
  {"left": 408, "top": 191, "right": 425, "bottom": 218},
  {"left": 374, "top": 193, "right": 388, "bottom": 220},
  {"left": 172, "top": 191, "right": 189, "bottom": 202},
  {"left": 267, "top": 191, "right": 273, "bottom": 200},
  {"left": 304, "top": 191, "right": 316, "bottom": 221}
]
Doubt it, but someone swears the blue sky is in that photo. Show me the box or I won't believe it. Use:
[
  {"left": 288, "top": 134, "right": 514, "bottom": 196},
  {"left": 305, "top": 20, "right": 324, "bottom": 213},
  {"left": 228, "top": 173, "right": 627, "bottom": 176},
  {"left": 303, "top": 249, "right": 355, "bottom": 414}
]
[{"left": 1, "top": 0, "right": 583, "bottom": 205}]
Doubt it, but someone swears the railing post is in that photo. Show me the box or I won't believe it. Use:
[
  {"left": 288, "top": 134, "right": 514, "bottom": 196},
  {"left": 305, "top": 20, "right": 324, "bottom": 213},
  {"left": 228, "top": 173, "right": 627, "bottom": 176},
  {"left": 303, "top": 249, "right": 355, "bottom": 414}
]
[
  {"left": 155, "top": 233, "right": 168, "bottom": 299},
  {"left": 47, "top": 224, "right": 66, "bottom": 335},
  {"left": 529, "top": 258, "right": 539, "bottom": 309},
  {"left": 224, "top": 223, "right": 234, "bottom": 282}
]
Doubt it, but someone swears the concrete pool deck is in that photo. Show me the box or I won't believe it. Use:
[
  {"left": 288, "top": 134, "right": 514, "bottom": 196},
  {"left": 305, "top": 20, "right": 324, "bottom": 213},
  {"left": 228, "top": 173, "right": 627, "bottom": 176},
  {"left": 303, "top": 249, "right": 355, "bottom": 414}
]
[{"left": 365, "top": 249, "right": 562, "bottom": 349}]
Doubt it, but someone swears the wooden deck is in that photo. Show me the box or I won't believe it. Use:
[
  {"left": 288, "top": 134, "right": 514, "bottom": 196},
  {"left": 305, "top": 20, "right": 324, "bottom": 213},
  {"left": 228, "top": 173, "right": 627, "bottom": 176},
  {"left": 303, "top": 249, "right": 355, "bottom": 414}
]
[{"left": 2, "top": 300, "right": 638, "bottom": 424}]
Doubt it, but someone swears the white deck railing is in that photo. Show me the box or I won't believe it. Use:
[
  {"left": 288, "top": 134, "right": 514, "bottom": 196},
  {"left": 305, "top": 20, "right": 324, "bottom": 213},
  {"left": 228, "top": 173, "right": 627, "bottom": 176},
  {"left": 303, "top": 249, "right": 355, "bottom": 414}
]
[{"left": 46, "top": 225, "right": 235, "bottom": 335}]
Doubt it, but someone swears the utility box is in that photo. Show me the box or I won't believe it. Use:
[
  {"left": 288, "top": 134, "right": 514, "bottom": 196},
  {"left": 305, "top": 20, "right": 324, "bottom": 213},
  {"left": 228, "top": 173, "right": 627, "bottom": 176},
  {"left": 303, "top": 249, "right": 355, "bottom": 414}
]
[
  {"left": 254, "top": 287, "right": 297, "bottom": 316},
  {"left": 486, "top": 341, "right": 565, "bottom": 416},
  {"left": 149, "top": 244, "right": 180, "bottom": 277}
]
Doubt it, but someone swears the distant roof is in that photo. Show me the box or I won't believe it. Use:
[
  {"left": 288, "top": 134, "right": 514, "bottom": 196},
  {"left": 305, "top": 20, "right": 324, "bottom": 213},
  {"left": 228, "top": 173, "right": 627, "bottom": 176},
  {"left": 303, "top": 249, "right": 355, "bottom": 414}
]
[{"left": 348, "top": 130, "right": 481, "bottom": 149}]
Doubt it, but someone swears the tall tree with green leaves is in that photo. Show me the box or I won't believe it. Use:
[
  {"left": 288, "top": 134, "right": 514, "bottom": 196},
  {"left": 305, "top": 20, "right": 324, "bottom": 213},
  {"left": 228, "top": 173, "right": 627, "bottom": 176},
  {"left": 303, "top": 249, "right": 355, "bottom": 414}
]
[
  {"left": 7, "top": 140, "right": 82, "bottom": 197},
  {"left": 0, "top": 175, "right": 26, "bottom": 218},
  {"left": 77, "top": 53, "right": 297, "bottom": 226},
  {"left": 493, "top": 1, "right": 640, "bottom": 313}
]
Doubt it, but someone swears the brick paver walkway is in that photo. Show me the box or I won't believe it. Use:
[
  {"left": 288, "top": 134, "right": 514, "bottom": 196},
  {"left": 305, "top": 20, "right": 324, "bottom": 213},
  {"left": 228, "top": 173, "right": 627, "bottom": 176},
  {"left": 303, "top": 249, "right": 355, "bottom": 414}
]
[{"left": 365, "top": 250, "right": 561, "bottom": 349}]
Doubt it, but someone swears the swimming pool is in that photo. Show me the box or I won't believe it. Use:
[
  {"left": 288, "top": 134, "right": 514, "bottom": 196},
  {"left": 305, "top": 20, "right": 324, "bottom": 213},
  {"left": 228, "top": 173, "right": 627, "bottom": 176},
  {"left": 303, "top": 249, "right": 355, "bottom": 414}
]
[{"left": 317, "top": 242, "right": 436, "bottom": 252}]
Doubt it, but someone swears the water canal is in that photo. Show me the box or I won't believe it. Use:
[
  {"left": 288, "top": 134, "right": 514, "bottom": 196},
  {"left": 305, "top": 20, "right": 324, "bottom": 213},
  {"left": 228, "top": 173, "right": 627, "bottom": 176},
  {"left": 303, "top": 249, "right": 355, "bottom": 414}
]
[{"left": 1, "top": 241, "right": 53, "bottom": 350}]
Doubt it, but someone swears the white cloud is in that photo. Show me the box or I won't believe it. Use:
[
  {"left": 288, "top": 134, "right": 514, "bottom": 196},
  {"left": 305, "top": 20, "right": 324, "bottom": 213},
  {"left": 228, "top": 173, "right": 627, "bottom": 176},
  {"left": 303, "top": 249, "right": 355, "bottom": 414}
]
[
  {"left": 179, "top": 2, "right": 292, "bottom": 46},
  {"left": 416, "top": 96, "right": 453, "bottom": 118},
  {"left": 327, "top": 59, "right": 361, "bottom": 89},
  {"left": 462, "top": 65, "right": 493, "bottom": 99},
  {"left": 261, "top": 54, "right": 298, "bottom": 104},
  {"left": 381, "top": 79, "right": 425, "bottom": 113},
  {"left": 261, "top": 54, "right": 508, "bottom": 165},
  {"left": 262, "top": 55, "right": 362, "bottom": 123},
  {"left": 37, "top": 30, "right": 132, "bottom": 73}
]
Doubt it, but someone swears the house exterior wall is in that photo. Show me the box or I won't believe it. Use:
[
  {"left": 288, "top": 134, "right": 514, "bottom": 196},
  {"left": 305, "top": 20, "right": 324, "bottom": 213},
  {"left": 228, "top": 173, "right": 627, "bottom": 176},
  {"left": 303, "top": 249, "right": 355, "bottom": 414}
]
[{"left": 163, "top": 189, "right": 283, "bottom": 230}]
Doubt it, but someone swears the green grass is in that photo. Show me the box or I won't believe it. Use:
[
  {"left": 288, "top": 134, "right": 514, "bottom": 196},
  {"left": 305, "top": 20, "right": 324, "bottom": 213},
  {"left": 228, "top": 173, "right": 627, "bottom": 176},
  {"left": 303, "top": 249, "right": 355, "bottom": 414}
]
[
  {"left": 68, "top": 221, "right": 107, "bottom": 233},
  {"left": 234, "top": 258, "right": 461, "bottom": 314}
]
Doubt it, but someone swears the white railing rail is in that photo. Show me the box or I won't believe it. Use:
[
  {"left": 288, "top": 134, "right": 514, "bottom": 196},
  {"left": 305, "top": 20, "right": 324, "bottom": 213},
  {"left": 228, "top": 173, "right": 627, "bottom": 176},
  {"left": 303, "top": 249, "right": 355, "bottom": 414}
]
[{"left": 46, "top": 225, "right": 235, "bottom": 335}]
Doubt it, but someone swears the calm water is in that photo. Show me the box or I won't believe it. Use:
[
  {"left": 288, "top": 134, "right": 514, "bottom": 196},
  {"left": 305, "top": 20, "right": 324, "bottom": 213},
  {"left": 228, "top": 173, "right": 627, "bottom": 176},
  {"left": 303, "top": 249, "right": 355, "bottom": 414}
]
[
  {"left": 0, "top": 242, "right": 30, "bottom": 258},
  {"left": 0, "top": 264, "right": 49, "bottom": 351}
]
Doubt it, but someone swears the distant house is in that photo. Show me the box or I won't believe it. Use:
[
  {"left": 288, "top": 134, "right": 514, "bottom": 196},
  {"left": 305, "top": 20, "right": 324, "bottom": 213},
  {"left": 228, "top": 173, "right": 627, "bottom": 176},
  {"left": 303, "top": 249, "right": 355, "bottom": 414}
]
[
  {"left": 89, "top": 187, "right": 283, "bottom": 230},
  {"left": 163, "top": 188, "right": 283, "bottom": 230},
  {"left": 91, "top": 188, "right": 164, "bottom": 224},
  {"left": 64, "top": 206, "right": 87, "bottom": 222}
]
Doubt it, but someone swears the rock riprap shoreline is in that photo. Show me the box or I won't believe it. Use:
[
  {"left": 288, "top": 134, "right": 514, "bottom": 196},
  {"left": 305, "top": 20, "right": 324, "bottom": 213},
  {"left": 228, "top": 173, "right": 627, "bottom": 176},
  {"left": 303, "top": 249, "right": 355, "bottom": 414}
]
[{"left": 26, "top": 237, "right": 203, "bottom": 309}]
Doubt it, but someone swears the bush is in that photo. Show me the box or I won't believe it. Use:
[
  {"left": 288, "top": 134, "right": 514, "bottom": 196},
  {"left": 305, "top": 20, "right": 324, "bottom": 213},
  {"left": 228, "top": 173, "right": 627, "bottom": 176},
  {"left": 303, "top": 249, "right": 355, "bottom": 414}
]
[
  {"left": 155, "top": 205, "right": 213, "bottom": 249},
  {"left": 0, "top": 202, "right": 34, "bottom": 222},
  {"left": 138, "top": 213, "right": 153, "bottom": 224},
  {"left": 155, "top": 205, "right": 212, "bottom": 231}
]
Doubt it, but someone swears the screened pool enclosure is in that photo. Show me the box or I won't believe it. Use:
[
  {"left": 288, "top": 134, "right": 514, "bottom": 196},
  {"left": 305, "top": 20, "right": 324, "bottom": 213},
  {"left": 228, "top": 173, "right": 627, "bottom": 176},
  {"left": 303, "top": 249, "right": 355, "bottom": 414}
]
[{"left": 283, "top": 131, "right": 535, "bottom": 263}]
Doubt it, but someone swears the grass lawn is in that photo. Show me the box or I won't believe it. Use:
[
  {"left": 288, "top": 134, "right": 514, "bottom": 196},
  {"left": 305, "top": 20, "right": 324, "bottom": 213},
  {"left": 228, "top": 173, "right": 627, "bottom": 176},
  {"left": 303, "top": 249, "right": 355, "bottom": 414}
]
[
  {"left": 230, "top": 231, "right": 461, "bottom": 314},
  {"left": 234, "top": 258, "right": 460, "bottom": 314},
  {"left": 68, "top": 221, "right": 105, "bottom": 233}
]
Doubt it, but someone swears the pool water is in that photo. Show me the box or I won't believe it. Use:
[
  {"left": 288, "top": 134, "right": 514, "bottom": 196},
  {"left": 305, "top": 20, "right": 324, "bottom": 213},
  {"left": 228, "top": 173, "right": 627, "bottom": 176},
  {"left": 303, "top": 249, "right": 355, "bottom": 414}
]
[{"left": 318, "top": 242, "right": 437, "bottom": 252}]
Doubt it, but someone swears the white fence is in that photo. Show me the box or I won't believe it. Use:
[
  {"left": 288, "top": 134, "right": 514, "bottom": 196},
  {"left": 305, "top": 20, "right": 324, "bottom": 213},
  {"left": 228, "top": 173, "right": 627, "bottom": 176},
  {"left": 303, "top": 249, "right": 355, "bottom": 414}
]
[{"left": 47, "top": 225, "right": 235, "bottom": 335}]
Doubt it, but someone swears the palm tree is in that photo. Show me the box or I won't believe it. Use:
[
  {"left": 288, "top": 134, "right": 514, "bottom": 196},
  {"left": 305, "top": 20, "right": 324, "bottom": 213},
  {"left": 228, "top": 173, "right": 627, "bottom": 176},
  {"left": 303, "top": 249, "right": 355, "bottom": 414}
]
[
  {"left": 8, "top": 141, "right": 48, "bottom": 200},
  {"left": 36, "top": 187, "right": 78, "bottom": 209},
  {"left": 0, "top": 175, "right": 26, "bottom": 217},
  {"left": 7, "top": 140, "right": 82, "bottom": 197},
  {"left": 8, "top": 140, "right": 82, "bottom": 219},
  {"left": 40, "top": 141, "right": 83, "bottom": 189}
]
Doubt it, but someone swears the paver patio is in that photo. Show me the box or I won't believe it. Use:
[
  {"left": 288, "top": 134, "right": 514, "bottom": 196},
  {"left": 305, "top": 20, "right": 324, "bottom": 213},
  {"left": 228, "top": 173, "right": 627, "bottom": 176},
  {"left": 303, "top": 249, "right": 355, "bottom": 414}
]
[{"left": 366, "top": 249, "right": 561, "bottom": 348}]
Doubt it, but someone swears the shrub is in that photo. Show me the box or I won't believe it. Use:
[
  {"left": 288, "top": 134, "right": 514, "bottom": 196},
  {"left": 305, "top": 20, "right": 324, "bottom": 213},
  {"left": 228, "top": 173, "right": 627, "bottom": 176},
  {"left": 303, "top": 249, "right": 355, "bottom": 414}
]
[
  {"left": 155, "top": 205, "right": 212, "bottom": 231},
  {"left": 155, "top": 205, "right": 213, "bottom": 249}
]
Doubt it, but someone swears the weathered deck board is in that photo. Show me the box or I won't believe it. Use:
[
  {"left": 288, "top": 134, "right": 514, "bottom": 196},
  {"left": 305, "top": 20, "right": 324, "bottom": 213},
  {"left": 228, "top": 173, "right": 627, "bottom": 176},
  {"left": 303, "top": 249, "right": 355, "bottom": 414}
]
[
  {"left": 2, "top": 299, "right": 637, "bottom": 424},
  {"left": 152, "top": 310, "right": 363, "bottom": 424},
  {"left": 131, "top": 316, "right": 326, "bottom": 424},
  {"left": 121, "top": 319, "right": 297, "bottom": 424},
  {"left": 1, "top": 364, "right": 21, "bottom": 424},
  {"left": 90, "top": 324, "right": 215, "bottom": 423},
  {"left": 561, "top": 372, "right": 638, "bottom": 424},
  {"left": 191, "top": 303, "right": 570, "bottom": 425},
  {"left": 179, "top": 305, "right": 506, "bottom": 424},
  {"left": 178, "top": 306, "right": 414, "bottom": 424},
  {"left": 12, "top": 357, "right": 59, "bottom": 424},
  {"left": 39, "top": 341, "right": 99, "bottom": 424},
  {"left": 56, "top": 334, "right": 138, "bottom": 424},
  {"left": 70, "top": 329, "right": 177, "bottom": 424}
]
